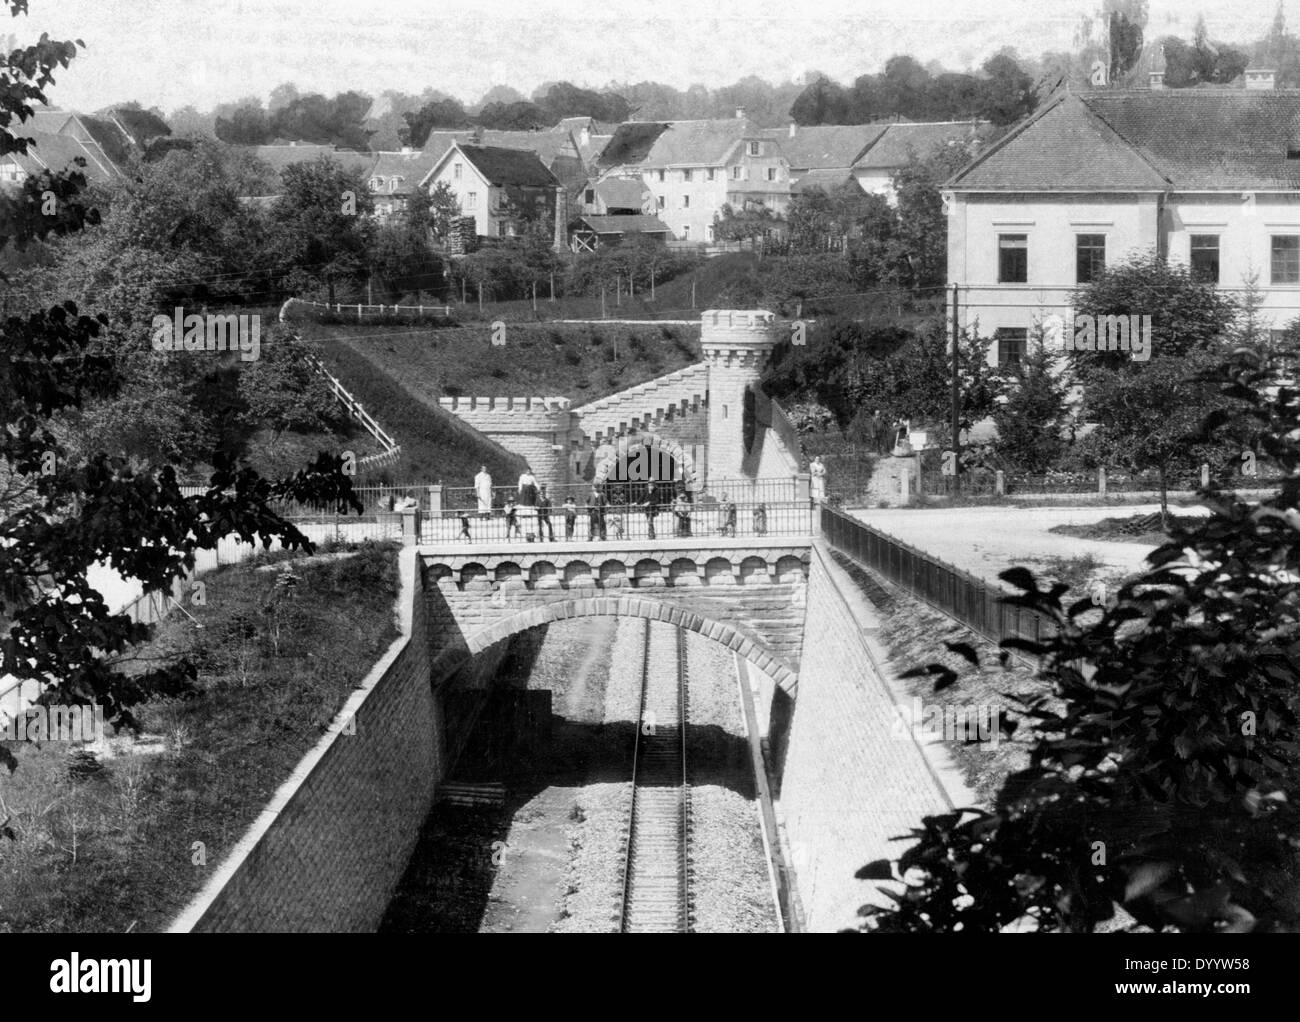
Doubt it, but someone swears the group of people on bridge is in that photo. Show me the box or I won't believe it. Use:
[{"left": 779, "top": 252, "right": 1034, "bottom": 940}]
[{"left": 461, "top": 466, "right": 766, "bottom": 544}]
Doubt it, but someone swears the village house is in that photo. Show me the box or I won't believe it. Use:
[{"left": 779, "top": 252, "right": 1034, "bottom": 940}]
[
  {"left": 367, "top": 147, "right": 436, "bottom": 220},
  {"left": 419, "top": 125, "right": 589, "bottom": 196},
  {"left": 421, "top": 140, "right": 563, "bottom": 247},
  {"left": 945, "top": 70, "right": 1300, "bottom": 366},
  {"left": 595, "top": 111, "right": 792, "bottom": 242},
  {"left": 852, "top": 119, "right": 988, "bottom": 201},
  {"left": 768, "top": 122, "right": 889, "bottom": 196},
  {"left": 0, "top": 108, "right": 124, "bottom": 188}
]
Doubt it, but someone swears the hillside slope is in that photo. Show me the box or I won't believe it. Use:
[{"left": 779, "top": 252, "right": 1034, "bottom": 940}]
[{"left": 313, "top": 335, "right": 525, "bottom": 486}]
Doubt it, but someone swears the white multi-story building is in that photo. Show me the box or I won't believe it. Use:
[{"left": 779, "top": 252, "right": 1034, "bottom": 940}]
[{"left": 946, "top": 71, "right": 1299, "bottom": 366}]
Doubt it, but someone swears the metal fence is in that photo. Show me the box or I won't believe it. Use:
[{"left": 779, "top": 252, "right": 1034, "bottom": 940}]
[
  {"left": 820, "top": 504, "right": 1054, "bottom": 661},
  {"left": 421, "top": 500, "right": 812, "bottom": 544}
]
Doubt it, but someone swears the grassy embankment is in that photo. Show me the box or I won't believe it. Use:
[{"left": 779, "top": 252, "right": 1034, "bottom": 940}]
[{"left": 0, "top": 542, "right": 400, "bottom": 933}]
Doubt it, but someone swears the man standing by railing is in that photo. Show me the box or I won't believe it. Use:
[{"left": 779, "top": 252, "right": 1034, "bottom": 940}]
[
  {"left": 536, "top": 484, "right": 555, "bottom": 542},
  {"left": 588, "top": 485, "right": 608, "bottom": 541}
]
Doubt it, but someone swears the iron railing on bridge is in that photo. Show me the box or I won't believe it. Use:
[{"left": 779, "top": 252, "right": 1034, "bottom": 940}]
[
  {"left": 421, "top": 500, "right": 811, "bottom": 544},
  {"left": 819, "top": 504, "right": 1054, "bottom": 663}
]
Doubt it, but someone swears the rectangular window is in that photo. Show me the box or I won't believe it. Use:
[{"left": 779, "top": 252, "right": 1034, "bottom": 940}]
[
  {"left": 682, "top": 225, "right": 690, "bottom": 239},
  {"left": 731, "top": 165, "right": 743, "bottom": 180},
  {"left": 466, "top": 191, "right": 477, "bottom": 209},
  {"left": 766, "top": 167, "right": 777, "bottom": 181},
  {"left": 1076, "top": 234, "right": 1105, "bottom": 284},
  {"left": 998, "top": 234, "right": 1028, "bottom": 283},
  {"left": 682, "top": 194, "right": 690, "bottom": 208},
  {"left": 707, "top": 168, "right": 716, "bottom": 181},
  {"left": 657, "top": 195, "right": 665, "bottom": 209},
  {"left": 683, "top": 169, "right": 693, "bottom": 182},
  {"left": 584, "top": 188, "right": 595, "bottom": 205},
  {"left": 453, "top": 162, "right": 462, "bottom": 180},
  {"left": 1272, "top": 235, "right": 1300, "bottom": 284},
  {"left": 1190, "top": 234, "right": 1220, "bottom": 283},
  {"left": 658, "top": 169, "right": 665, "bottom": 182},
  {"left": 996, "top": 328, "right": 1028, "bottom": 366},
  {"left": 748, "top": 141, "right": 761, "bottom": 156}
]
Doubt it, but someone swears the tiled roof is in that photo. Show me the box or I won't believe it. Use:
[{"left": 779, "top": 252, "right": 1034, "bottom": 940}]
[
  {"left": 596, "top": 122, "right": 670, "bottom": 167},
  {"left": 4, "top": 129, "right": 121, "bottom": 183},
  {"left": 791, "top": 168, "right": 858, "bottom": 193},
  {"left": 578, "top": 214, "right": 672, "bottom": 234},
  {"left": 594, "top": 176, "right": 649, "bottom": 210},
  {"left": 1083, "top": 90, "right": 1300, "bottom": 189},
  {"left": 478, "top": 129, "right": 579, "bottom": 166},
  {"left": 456, "top": 144, "right": 559, "bottom": 187},
  {"left": 368, "top": 150, "right": 436, "bottom": 194},
  {"left": 855, "top": 120, "right": 989, "bottom": 169},
  {"left": 947, "top": 95, "right": 1168, "bottom": 191},
  {"left": 251, "top": 144, "right": 374, "bottom": 178},
  {"left": 774, "top": 124, "right": 888, "bottom": 170},
  {"left": 420, "top": 129, "right": 475, "bottom": 164},
  {"left": 641, "top": 119, "right": 754, "bottom": 166}
]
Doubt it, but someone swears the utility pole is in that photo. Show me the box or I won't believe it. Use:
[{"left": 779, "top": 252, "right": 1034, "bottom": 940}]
[
  {"left": 601, "top": 285, "right": 606, "bottom": 318},
  {"left": 478, "top": 281, "right": 483, "bottom": 313},
  {"left": 532, "top": 281, "right": 537, "bottom": 313},
  {"left": 951, "top": 283, "right": 961, "bottom": 484},
  {"left": 691, "top": 278, "right": 696, "bottom": 309},
  {"left": 550, "top": 270, "right": 555, "bottom": 301}
]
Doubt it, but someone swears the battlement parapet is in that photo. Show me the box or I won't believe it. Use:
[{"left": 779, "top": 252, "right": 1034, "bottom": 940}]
[{"left": 437, "top": 396, "right": 572, "bottom": 412}]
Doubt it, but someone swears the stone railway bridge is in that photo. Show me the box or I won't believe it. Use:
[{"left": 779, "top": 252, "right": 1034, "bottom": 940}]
[{"left": 422, "top": 537, "right": 811, "bottom": 694}]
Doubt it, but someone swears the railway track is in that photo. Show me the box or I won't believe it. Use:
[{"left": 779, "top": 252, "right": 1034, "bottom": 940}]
[{"left": 617, "top": 619, "right": 693, "bottom": 933}]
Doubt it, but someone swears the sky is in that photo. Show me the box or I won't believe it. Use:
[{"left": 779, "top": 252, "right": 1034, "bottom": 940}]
[{"left": 7, "top": 0, "right": 1293, "bottom": 114}]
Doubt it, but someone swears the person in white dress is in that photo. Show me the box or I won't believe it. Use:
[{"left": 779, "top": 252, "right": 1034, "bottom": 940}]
[
  {"left": 517, "top": 466, "right": 539, "bottom": 540},
  {"left": 809, "top": 455, "right": 828, "bottom": 503},
  {"left": 474, "top": 466, "right": 493, "bottom": 517}
]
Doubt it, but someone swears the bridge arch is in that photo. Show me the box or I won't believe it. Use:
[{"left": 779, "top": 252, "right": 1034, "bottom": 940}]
[
  {"left": 593, "top": 432, "right": 700, "bottom": 491},
  {"left": 457, "top": 594, "right": 798, "bottom": 695}
]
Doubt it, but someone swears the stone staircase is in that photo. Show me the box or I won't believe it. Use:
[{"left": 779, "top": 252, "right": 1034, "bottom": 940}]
[{"left": 571, "top": 363, "right": 710, "bottom": 443}]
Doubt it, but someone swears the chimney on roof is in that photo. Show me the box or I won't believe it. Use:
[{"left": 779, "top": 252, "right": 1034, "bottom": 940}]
[
  {"left": 788, "top": 121, "right": 797, "bottom": 139},
  {"left": 735, "top": 106, "right": 745, "bottom": 119},
  {"left": 1246, "top": 68, "right": 1277, "bottom": 90}
]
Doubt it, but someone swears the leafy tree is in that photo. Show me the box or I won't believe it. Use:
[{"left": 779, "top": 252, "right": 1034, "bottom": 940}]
[
  {"left": 790, "top": 76, "right": 851, "bottom": 125},
  {"left": 992, "top": 327, "right": 1070, "bottom": 473},
  {"left": 1071, "top": 255, "right": 1239, "bottom": 523},
  {"left": 712, "top": 202, "right": 780, "bottom": 256},
  {"left": 400, "top": 98, "right": 470, "bottom": 146},
  {"left": 534, "top": 81, "right": 631, "bottom": 124},
  {"left": 237, "top": 330, "right": 340, "bottom": 447},
  {"left": 425, "top": 180, "right": 461, "bottom": 247},
  {"left": 215, "top": 100, "right": 271, "bottom": 145},
  {"left": 477, "top": 100, "right": 546, "bottom": 130},
  {"left": 270, "top": 155, "right": 375, "bottom": 302},
  {"left": 857, "top": 347, "right": 1300, "bottom": 933},
  {"left": 0, "top": 1, "right": 361, "bottom": 769},
  {"left": 979, "top": 53, "right": 1038, "bottom": 125}
]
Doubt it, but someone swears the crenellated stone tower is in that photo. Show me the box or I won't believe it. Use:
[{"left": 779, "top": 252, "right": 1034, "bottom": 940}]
[{"left": 699, "top": 309, "right": 777, "bottom": 486}]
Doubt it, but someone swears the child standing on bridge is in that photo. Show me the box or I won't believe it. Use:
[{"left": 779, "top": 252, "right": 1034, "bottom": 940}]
[
  {"left": 504, "top": 498, "right": 521, "bottom": 540},
  {"left": 458, "top": 510, "right": 472, "bottom": 542},
  {"left": 754, "top": 502, "right": 768, "bottom": 536}
]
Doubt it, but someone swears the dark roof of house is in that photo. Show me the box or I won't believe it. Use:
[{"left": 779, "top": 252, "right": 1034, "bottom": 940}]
[
  {"left": 949, "top": 90, "right": 1300, "bottom": 191},
  {"left": 597, "top": 122, "right": 671, "bottom": 167},
  {"left": 578, "top": 214, "right": 672, "bottom": 234},
  {"left": 774, "top": 124, "right": 888, "bottom": 169},
  {"left": 456, "top": 144, "right": 559, "bottom": 187},
  {"left": 854, "top": 120, "right": 989, "bottom": 170}
]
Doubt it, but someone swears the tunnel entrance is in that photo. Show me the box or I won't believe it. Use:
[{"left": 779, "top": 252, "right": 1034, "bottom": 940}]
[{"left": 598, "top": 440, "right": 685, "bottom": 509}]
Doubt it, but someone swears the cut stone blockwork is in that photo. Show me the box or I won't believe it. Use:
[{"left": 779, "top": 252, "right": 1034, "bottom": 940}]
[{"left": 420, "top": 541, "right": 811, "bottom": 695}]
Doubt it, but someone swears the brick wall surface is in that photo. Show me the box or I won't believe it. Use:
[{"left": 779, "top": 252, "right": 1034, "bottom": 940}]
[
  {"left": 172, "top": 551, "right": 451, "bottom": 933},
  {"left": 779, "top": 543, "right": 956, "bottom": 932}
]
